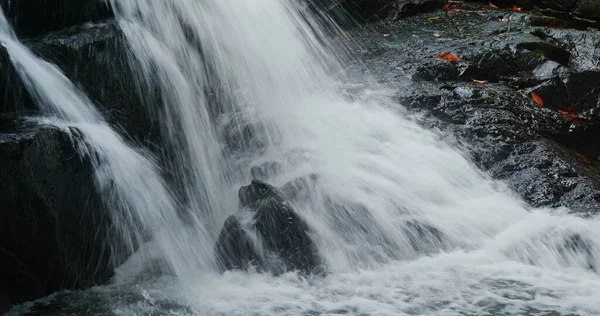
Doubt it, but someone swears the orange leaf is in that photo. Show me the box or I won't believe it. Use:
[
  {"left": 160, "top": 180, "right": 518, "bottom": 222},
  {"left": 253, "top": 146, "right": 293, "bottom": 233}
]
[
  {"left": 433, "top": 33, "right": 440, "bottom": 37},
  {"left": 530, "top": 92, "right": 544, "bottom": 107},
  {"left": 442, "top": 3, "right": 451, "bottom": 10},
  {"left": 557, "top": 107, "right": 576, "bottom": 115},
  {"left": 506, "top": 6, "right": 522, "bottom": 11},
  {"left": 472, "top": 79, "right": 489, "bottom": 84},
  {"left": 489, "top": 1, "right": 499, "bottom": 8},
  {"left": 437, "top": 52, "right": 460, "bottom": 61}
]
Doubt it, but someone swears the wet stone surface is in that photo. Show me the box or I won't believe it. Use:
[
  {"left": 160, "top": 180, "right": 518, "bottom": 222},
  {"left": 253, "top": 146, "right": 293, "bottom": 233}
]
[{"left": 346, "top": 2, "right": 600, "bottom": 213}]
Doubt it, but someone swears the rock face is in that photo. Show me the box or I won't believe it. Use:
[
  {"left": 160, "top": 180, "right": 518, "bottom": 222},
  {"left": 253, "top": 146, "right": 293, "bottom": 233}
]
[
  {"left": 0, "top": 2, "right": 145, "bottom": 310},
  {"left": 474, "top": 0, "right": 600, "bottom": 21},
  {"left": 0, "top": 119, "right": 124, "bottom": 311},
  {"left": 348, "top": 2, "right": 600, "bottom": 212},
  {"left": 0, "top": 0, "right": 113, "bottom": 38},
  {"left": 308, "top": 0, "right": 443, "bottom": 23},
  {"left": 215, "top": 180, "right": 322, "bottom": 274}
]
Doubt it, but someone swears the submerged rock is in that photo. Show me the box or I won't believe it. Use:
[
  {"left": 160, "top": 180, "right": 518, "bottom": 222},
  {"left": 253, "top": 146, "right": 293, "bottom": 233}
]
[
  {"left": 216, "top": 180, "right": 322, "bottom": 274},
  {"left": 0, "top": 119, "right": 127, "bottom": 310}
]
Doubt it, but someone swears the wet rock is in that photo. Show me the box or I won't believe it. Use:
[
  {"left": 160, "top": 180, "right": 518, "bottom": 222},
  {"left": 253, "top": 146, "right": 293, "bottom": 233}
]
[
  {"left": 348, "top": 3, "right": 600, "bottom": 213},
  {"left": 0, "top": 22, "right": 161, "bottom": 147},
  {"left": 216, "top": 180, "right": 322, "bottom": 274},
  {"left": 0, "top": 119, "right": 128, "bottom": 309},
  {"left": 31, "top": 22, "right": 161, "bottom": 146},
  {"left": 468, "top": 0, "right": 600, "bottom": 23},
  {"left": 214, "top": 215, "right": 262, "bottom": 271},
  {"left": 308, "top": 0, "right": 443, "bottom": 23},
  {"left": 0, "top": 0, "right": 113, "bottom": 38}
]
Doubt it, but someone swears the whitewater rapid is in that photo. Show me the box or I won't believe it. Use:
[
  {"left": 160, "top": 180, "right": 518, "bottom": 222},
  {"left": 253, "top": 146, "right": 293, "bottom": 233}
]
[{"left": 4, "top": 0, "right": 600, "bottom": 315}]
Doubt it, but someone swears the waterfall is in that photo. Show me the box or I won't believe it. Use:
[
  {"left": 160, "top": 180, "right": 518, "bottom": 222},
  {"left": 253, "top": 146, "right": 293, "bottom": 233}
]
[
  {"left": 5, "top": 0, "right": 600, "bottom": 314},
  {"left": 111, "top": 0, "right": 600, "bottom": 276},
  {"left": 0, "top": 8, "right": 186, "bottom": 271}
]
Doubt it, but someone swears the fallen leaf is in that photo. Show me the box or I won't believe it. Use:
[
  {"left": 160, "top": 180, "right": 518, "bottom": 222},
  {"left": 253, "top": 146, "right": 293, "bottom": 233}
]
[
  {"left": 428, "top": 16, "right": 440, "bottom": 20},
  {"left": 433, "top": 33, "right": 440, "bottom": 37},
  {"left": 437, "top": 52, "right": 460, "bottom": 60},
  {"left": 472, "top": 79, "right": 489, "bottom": 84},
  {"left": 506, "top": 6, "right": 522, "bottom": 11},
  {"left": 383, "top": 33, "right": 390, "bottom": 37},
  {"left": 489, "top": 1, "right": 499, "bottom": 9},
  {"left": 557, "top": 107, "right": 576, "bottom": 115},
  {"left": 449, "top": 8, "right": 461, "bottom": 12},
  {"left": 442, "top": 3, "right": 451, "bottom": 10},
  {"left": 530, "top": 91, "right": 544, "bottom": 106},
  {"left": 412, "top": 34, "right": 420, "bottom": 38}
]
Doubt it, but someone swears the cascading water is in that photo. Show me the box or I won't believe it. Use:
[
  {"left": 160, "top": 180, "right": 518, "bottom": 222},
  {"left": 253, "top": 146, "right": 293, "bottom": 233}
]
[
  {"left": 0, "top": 9, "right": 187, "bottom": 272},
  {"left": 7, "top": 0, "right": 600, "bottom": 314}
]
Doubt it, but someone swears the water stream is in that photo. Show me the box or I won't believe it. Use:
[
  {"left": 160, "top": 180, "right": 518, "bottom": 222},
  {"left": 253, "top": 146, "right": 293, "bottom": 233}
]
[{"left": 4, "top": 0, "right": 600, "bottom": 315}]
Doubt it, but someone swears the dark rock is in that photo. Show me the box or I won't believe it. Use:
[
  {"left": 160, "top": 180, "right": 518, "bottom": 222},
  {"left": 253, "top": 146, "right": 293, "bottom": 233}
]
[
  {"left": 0, "top": 0, "right": 113, "bottom": 38},
  {"left": 30, "top": 22, "right": 161, "bottom": 146},
  {"left": 308, "top": 0, "right": 443, "bottom": 24},
  {"left": 0, "top": 46, "right": 36, "bottom": 115},
  {"left": 239, "top": 180, "right": 286, "bottom": 209},
  {"left": 0, "top": 119, "right": 127, "bottom": 309},
  {"left": 467, "top": 0, "right": 600, "bottom": 23},
  {"left": 347, "top": 3, "right": 600, "bottom": 213},
  {"left": 214, "top": 215, "right": 262, "bottom": 271},
  {"left": 250, "top": 161, "right": 283, "bottom": 180},
  {"left": 216, "top": 180, "right": 322, "bottom": 274}
]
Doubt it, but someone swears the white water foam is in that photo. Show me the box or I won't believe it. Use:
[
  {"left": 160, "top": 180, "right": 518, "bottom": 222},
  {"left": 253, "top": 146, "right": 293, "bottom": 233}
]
[
  {"left": 4, "top": 0, "right": 600, "bottom": 314},
  {"left": 0, "top": 9, "right": 187, "bottom": 268},
  {"left": 105, "top": 0, "right": 600, "bottom": 314}
]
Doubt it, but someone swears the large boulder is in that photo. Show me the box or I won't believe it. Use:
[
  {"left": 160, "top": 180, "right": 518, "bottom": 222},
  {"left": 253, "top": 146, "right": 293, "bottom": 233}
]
[
  {"left": 0, "top": 118, "right": 127, "bottom": 312},
  {"left": 0, "top": 22, "right": 162, "bottom": 149},
  {"left": 215, "top": 180, "right": 322, "bottom": 274},
  {"left": 0, "top": 0, "right": 113, "bottom": 38}
]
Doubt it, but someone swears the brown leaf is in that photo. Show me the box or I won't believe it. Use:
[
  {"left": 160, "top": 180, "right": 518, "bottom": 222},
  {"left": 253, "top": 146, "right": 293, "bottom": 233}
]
[
  {"left": 442, "top": 3, "right": 451, "bottom": 10},
  {"left": 433, "top": 33, "right": 440, "bottom": 37},
  {"left": 437, "top": 52, "right": 460, "bottom": 61},
  {"left": 506, "top": 6, "right": 523, "bottom": 11},
  {"left": 530, "top": 91, "right": 544, "bottom": 106},
  {"left": 489, "top": 1, "right": 499, "bottom": 9},
  {"left": 449, "top": 8, "right": 461, "bottom": 12}
]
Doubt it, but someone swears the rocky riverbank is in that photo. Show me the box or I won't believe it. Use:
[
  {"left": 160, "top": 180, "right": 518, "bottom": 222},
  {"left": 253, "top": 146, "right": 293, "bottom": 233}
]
[
  {"left": 344, "top": 1, "right": 600, "bottom": 212},
  {"left": 1, "top": 0, "right": 600, "bottom": 312}
]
